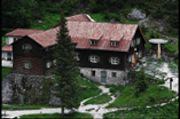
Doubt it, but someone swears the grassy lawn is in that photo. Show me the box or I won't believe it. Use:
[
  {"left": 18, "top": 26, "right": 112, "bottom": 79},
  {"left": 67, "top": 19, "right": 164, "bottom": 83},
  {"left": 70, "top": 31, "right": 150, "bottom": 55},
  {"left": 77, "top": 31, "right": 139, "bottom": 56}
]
[
  {"left": 104, "top": 100, "right": 178, "bottom": 119},
  {"left": 84, "top": 94, "right": 112, "bottom": 105},
  {"left": 2, "top": 67, "right": 12, "bottom": 79},
  {"left": 77, "top": 76, "right": 101, "bottom": 104},
  {"left": 108, "top": 84, "right": 176, "bottom": 108},
  {"left": 20, "top": 112, "right": 93, "bottom": 119},
  {"left": 107, "top": 72, "right": 176, "bottom": 108},
  {"left": 2, "top": 104, "right": 55, "bottom": 110}
]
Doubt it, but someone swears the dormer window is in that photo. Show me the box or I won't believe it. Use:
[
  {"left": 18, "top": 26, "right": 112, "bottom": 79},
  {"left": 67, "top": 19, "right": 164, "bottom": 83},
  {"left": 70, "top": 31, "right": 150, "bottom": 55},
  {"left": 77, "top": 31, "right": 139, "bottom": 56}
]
[
  {"left": 22, "top": 44, "right": 32, "bottom": 51},
  {"left": 110, "top": 41, "right": 119, "bottom": 47},
  {"left": 89, "top": 55, "right": 100, "bottom": 63},
  {"left": 89, "top": 39, "right": 98, "bottom": 46},
  {"left": 109, "top": 57, "right": 120, "bottom": 65}
]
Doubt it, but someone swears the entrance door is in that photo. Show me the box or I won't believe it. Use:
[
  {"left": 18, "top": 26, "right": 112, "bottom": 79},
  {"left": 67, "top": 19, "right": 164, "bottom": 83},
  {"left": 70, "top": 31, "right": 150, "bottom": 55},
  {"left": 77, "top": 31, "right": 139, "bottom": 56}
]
[{"left": 101, "top": 71, "right": 107, "bottom": 83}]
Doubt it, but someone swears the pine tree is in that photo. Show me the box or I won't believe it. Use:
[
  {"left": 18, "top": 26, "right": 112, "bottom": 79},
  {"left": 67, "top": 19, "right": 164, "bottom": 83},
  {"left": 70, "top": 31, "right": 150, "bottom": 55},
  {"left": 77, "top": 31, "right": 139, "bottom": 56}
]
[{"left": 53, "top": 12, "right": 79, "bottom": 116}]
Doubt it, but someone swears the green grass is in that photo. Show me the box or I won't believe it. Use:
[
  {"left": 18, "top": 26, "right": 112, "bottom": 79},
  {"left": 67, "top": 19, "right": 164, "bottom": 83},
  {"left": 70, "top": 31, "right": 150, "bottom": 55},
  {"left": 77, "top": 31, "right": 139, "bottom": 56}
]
[
  {"left": 91, "top": 13, "right": 107, "bottom": 22},
  {"left": 104, "top": 100, "right": 178, "bottom": 119},
  {"left": 20, "top": 112, "right": 93, "bottom": 119},
  {"left": 84, "top": 94, "right": 112, "bottom": 105},
  {"left": 30, "top": 12, "right": 60, "bottom": 30},
  {"left": 2, "top": 67, "right": 12, "bottom": 79},
  {"left": 2, "top": 104, "right": 54, "bottom": 110},
  {"left": 77, "top": 76, "right": 101, "bottom": 104},
  {"left": 164, "top": 43, "right": 178, "bottom": 54},
  {"left": 108, "top": 85, "right": 175, "bottom": 108}
]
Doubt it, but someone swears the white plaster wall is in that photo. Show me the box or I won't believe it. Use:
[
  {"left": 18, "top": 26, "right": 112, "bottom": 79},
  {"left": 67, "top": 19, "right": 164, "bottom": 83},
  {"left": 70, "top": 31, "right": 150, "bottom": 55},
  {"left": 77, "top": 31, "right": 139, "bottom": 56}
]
[
  {"left": 80, "top": 67, "right": 128, "bottom": 85},
  {"left": 7, "top": 37, "right": 14, "bottom": 45}
]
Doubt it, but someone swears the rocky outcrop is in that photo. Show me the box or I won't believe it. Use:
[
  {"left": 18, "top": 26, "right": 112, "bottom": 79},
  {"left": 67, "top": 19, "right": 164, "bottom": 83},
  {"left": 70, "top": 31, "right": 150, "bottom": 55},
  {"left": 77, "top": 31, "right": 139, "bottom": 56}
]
[
  {"left": 138, "top": 17, "right": 167, "bottom": 32},
  {"left": 127, "top": 8, "right": 146, "bottom": 20},
  {"left": 2, "top": 73, "right": 61, "bottom": 106}
]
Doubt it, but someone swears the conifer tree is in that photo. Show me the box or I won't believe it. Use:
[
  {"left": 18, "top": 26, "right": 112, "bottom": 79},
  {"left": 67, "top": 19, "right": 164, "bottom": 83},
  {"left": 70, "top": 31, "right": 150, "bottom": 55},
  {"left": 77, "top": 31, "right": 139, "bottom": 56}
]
[{"left": 53, "top": 11, "right": 79, "bottom": 116}]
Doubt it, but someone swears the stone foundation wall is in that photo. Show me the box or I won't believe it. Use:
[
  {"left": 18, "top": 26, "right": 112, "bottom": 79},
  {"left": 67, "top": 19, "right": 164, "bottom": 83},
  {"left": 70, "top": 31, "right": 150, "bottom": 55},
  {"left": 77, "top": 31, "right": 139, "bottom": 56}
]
[
  {"left": 2, "top": 73, "right": 60, "bottom": 105},
  {"left": 80, "top": 67, "right": 128, "bottom": 85}
]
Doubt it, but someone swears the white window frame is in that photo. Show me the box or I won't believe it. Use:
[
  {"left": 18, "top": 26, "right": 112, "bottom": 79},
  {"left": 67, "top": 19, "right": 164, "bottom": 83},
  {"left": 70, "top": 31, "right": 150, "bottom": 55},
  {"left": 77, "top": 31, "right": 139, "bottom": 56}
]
[
  {"left": 22, "top": 44, "right": 32, "bottom": 51},
  {"left": 89, "top": 40, "right": 98, "bottom": 46},
  {"left": 128, "top": 55, "right": 132, "bottom": 62},
  {"left": 24, "top": 61, "right": 32, "bottom": 69},
  {"left": 110, "top": 41, "right": 119, "bottom": 47},
  {"left": 89, "top": 55, "right": 100, "bottom": 63},
  {"left": 46, "top": 61, "right": 52, "bottom": 68},
  {"left": 109, "top": 57, "right": 120, "bottom": 65}
]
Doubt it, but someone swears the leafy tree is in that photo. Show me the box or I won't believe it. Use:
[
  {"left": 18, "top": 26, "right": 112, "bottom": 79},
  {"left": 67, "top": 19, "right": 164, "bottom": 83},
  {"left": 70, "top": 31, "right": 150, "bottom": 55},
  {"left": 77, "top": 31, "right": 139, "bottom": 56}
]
[
  {"left": 134, "top": 69, "right": 148, "bottom": 97},
  {"left": 53, "top": 11, "right": 79, "bottom": 116}
]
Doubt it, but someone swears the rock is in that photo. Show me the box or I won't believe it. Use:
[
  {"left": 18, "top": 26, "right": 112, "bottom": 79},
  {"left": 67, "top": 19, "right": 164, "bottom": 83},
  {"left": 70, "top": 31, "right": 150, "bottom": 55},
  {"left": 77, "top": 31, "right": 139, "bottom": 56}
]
[
  {"left": 2, "top": 74, "right": 14, "bottom": 103},
  {"left": 127, "top": 8, "right": 146, "bottom": 20}
]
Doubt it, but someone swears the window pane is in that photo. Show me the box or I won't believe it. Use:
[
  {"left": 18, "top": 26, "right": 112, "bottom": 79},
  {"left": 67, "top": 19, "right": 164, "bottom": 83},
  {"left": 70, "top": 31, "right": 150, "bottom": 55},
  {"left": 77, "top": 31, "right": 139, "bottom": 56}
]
[{"left": 91, "top": 70, "right": 96, "bottom": 76}]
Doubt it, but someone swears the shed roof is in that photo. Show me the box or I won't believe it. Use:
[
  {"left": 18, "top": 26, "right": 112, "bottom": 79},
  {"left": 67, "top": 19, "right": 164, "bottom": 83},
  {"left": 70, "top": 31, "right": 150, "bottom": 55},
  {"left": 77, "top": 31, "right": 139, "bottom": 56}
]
[{"left": 2, "top": 45, "right": 12, "bottom": 52}]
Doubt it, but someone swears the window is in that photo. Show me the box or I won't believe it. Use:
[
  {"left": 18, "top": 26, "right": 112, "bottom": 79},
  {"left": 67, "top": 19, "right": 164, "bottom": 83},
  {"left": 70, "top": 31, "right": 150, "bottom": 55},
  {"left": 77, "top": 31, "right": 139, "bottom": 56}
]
[
  {"left": 22, "top": 44, "right": 32, "bottom": 51},
  {"left": 136, "top": 38, "right": 141, "bottom": 45},
  {"left": 89, "top": 40, "right": 98, "bottom": 46},
  {"left": 75, "top": 53, "right": 80, "bottom": 61},
  {"left": 46, "top": 61, "right": 52, "bottom": 68},
  {"left": 110, "top": 41, "right": 119, "bottom": 47},
  {"left": 91, "top": 70, "right": 96, "bottom": 77},
  {"left": 89, "top": 55, "right": 100, "bottom": 63},
  {"left": 134, "top": 48, "right": 137, "bottom": 52},
  {"left": 24, "top": 61, "right": 32, "bottom": 69},
  {"left": 109, "top": 57, "right": 120, "bottom": 65},
  {"left": 112, "top": 72, "right": 117, "bottom": 78},
  {"left": 128, "top": 55, "right": 132, "bottom": 62}
]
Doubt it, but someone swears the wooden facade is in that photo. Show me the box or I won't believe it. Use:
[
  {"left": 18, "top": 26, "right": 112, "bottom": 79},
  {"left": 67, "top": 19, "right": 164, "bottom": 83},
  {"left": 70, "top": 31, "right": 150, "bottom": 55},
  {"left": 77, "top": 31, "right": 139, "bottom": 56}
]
[{"left": 12, "top": 28, "right": 145, "bottom": 76}]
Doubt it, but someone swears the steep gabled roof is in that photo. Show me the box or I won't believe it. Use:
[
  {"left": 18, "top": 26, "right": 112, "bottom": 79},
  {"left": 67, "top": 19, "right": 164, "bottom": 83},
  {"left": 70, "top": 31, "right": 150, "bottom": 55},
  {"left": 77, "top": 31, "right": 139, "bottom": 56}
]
[
  {"left": 27, "top": 21, "right": 139, "bottom": 52},
  {"left": 5, "top": 28, "right": 44, "bottom": 37}
]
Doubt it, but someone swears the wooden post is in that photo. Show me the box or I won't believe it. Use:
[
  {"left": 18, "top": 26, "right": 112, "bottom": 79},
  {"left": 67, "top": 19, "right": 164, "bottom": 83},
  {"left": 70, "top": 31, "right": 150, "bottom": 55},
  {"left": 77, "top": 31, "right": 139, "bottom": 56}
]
[
  {"left": 157, "top": 43, "right": 161, "bottom": 59},
  {"left": 132, "top": 53, "right": 136, "bottom": 65}
]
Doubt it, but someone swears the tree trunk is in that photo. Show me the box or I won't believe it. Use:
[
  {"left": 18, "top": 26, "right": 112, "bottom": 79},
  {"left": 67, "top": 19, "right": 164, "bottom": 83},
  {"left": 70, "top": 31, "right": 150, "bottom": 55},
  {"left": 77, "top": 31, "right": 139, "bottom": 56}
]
[{"left": 61, "top": 106, "right": 64, "bottom": 117}]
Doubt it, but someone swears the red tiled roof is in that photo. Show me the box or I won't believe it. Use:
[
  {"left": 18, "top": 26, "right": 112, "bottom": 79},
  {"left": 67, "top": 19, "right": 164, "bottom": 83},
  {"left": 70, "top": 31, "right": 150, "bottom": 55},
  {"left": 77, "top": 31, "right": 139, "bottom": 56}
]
[
  {"left": 5, "top": 28, "right": 44, "bottom": 37},
  {"left": 66, "top": 14, "right": 95, "bottom": 22},
  {"left": 27, "top": 21, "right": 138, "bottom": 52},
  {"left": 2, "top": 45, "right": 12, "bottom": 52}
]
